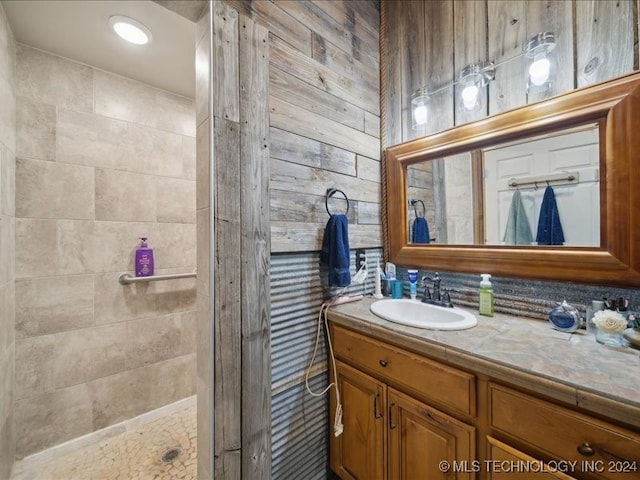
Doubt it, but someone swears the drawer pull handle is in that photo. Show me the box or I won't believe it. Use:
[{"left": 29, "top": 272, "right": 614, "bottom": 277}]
[
  {"left": 379, "top": 360, "right": 388, "bottom": 367},
  {"left": 577, "top": 443, "right": 595, "bottom": 457},
  {"left": 389, "top": 403, "right": 397, "bottom": 429},
  {"left": 374, "top": 394, "right": 382, "bottom": 419}
]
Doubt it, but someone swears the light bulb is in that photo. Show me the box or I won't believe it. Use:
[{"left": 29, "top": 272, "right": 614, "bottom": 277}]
[
  {"left": 529, "top": 54, "right": 550, "bottom": 86},
  {"left": 461, "top": 84, "right": 479, "bottom": 110},
  {"left": 413, "top": 104, "right": 427, "bottom": 126}
]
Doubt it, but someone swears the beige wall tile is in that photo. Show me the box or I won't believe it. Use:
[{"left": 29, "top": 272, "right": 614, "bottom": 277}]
[
  {"left": 125, "top": 313, "right": 183, "bottom": 369},
  {"left": 182, "top": 135, "right": 196, "bottom": 180},
  {"left": 95, "top": 169, "right": 156, "bottom": 222},
  {"left": 155, "top": 90, "right": 196, "bottom": 137},
  {"left": 0, "top": 54, "right": 15, "bottom": 155},
  {"left": 196, "top": 208, "right": 210, "bottom": 295},
  {"left": 0, "top": 215, "right": 14, "bottom": 284},
  {"left": 1, "top": 146, "right": 16, "bottom": 217},
  {"left": 154, "top": 222, "right": 196, "bottom": 270},
  {"left": 155, "top": 177, "right": 195, "bottom": 224},
  {"left": 15, "top": 218, "right": 56, "bottom": 278},
  {"left": 16, "top": 97, "right": 56, "bottom": 161},
  {"left": 15, "top": 275, "right": 94, "bottom": 338},
  {"left": 196, "top": 119, "right": 210, "bottom": 210},
  {"left": 15, "top": 335, "right": 55, "bottom": 399},
  {"left": 87, "top": 355, "right": 195, "bottom": 431},
  {"left": 94, "top": 272, "right": 157, "bottom": 325},
  {"left": 55, "top": 220, "right": 95, "bottom": 275},
  {"left": 0, "top": 343, "right": 14, "bottom": 426},
  {"left": 152, "top": 270, "right": 196, "bottom": 314},
  {"left": 195, "top": 16, "right": 210, "bottom": 129},
  {"left": 16, "top": 158, "right": 95, "bottom": 220},
  {"left": 16, "top": 45, "right": 92, "bottom": 113},
  {"left": 0, "top": 282, "right": 14, "bottom": 353},
  {"left": 54, "top": 323, "right": 126, "bottom": 389},
  {"left": 129, "top": 123, "right": 183, "bottom": 178},
  {"left": 15, "top": 383, "right": 92, "bottom": 457},
  {"left": 56, "top": 109, "right": 129, "bottom": 170},
  {"left": 94, "top": 70, "right": 157, "bottom": 127},
  {"left": 181, "top": 309, "right": 197, "bottom": 356},
  {"left": 0, "top": 412, "right": 15, "bottom": 480},
  {"left": 92, "top": 221, "right": 143, "bottom": 274}
]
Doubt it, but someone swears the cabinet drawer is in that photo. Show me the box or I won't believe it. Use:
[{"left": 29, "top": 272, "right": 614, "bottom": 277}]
[
  {"left": 486, "top": 436, "right": 576, "bottom": 480},
  {"left": 489, "top": 383, "right": 640, "bottom": 480},
  {"left": 332, "top": 324, "right": 475, "bottom": 417}
]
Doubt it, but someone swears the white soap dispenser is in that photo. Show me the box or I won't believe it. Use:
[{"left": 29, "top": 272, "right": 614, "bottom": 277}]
[{"left": 373, "top": 257, "right": 384, "bottom": 299}]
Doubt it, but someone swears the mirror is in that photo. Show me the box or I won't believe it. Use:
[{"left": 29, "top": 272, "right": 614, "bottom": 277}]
[
  {"left": 406, "top": 124, "right": 600, "bottom": 247},
  {"left": 385, "top": 72, "right": 640, "bottom": 287}
]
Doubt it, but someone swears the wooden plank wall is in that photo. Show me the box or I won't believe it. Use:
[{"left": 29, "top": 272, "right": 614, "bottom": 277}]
[
  {"left": 197, "top": 3, "right": 271, "bottom": 479},
  {"left": 226, "top": 0, "right": 382, "bottom": 253},
  {"left": 382, "top": 0, "right": 639, "bottom": 147}
]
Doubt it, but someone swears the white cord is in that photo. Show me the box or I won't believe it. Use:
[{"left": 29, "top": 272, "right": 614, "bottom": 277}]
[{"left": 305, "top": 299, "right": 344, "bottom": 436}]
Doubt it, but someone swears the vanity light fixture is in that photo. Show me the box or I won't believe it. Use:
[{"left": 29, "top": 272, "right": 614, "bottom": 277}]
[
  {"left": 524, "top": 32, "right": 556, "bottom": 91},
  {"left": 109, "top": 15, "right": 153, "bottom": 45},
  {"left": 410, "top": 32, "right": 557, "bottom": 129},
  {"left": 411, "top": 88, "right": 429, "bottom": 130},
  {"left": 458, "top": 62, "right": 495, "bottom": 111}
]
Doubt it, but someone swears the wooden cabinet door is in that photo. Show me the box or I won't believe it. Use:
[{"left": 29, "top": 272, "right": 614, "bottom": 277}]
[
  {"left": 388, "top": 388, "right": 476, "bottom": 480},
  {"left": 331, "top": 360, "right": 387, "bottom": 480},
  {"left": 486, "top": 436, "right": 577, "bottom": 480}
]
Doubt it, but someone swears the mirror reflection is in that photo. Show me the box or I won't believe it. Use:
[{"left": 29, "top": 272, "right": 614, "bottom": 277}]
[{"left": 407, "top": 124, "right": 600, "bottom": 247}]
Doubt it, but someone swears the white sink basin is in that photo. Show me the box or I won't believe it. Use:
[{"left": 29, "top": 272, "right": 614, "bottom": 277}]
[{"left": 370, "top": 299, "right": 478, "bottom": 330}]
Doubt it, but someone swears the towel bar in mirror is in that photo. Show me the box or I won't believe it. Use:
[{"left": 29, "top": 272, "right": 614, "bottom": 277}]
[{"left": 384, "top": 72, "right": 640, "bottom": 287}]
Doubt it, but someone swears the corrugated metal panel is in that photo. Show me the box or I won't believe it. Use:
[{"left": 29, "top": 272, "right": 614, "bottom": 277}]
[{"left": 270, "top": 249, "right": 382, "bottom": 480}]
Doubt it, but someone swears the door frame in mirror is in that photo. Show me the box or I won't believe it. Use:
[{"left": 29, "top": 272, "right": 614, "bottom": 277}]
[{"left": 385, "top": 72, "right": 640, "bottom": 287}]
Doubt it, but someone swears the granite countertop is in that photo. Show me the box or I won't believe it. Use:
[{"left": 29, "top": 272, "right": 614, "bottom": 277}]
[{"left": 327, "top": 297, "right": 640, "bottom": 429}]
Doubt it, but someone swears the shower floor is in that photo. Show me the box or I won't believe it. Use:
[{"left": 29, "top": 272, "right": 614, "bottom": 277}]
[{"left": 11, "top": 397, "right": 197, "bottom": 480}]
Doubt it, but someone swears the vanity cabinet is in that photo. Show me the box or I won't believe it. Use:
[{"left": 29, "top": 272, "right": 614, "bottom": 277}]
[
  {"left": 328, "top": 318, "right": 640, "bottom": 480},
  {"left": 488, "top": 383, "right": 640, "bottom": 480},
  {"left": 330, "top": 324, "right": 476, "bottom": 479}
]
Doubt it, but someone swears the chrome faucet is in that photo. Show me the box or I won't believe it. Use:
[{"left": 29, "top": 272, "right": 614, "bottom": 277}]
[{"left": 420, "top": 272, "right": 453, "bottom": 308}]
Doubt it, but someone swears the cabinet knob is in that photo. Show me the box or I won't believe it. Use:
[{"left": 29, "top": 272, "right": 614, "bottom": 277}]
[
  {"left": 577, "top": 442, "right": 595, "bottom": 457},
  {"left": 379, "top": 360, "right": 388, "bottom": 367}
]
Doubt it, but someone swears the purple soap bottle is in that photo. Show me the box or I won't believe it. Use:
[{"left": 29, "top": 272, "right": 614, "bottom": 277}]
[{"left": 135, "top": 237, "right": 154, "bottom": 277}]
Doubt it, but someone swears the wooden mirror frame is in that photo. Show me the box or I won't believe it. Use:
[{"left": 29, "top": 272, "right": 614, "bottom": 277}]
[{"left": 385, "top": 72, "right": 640, "bottom": 287}]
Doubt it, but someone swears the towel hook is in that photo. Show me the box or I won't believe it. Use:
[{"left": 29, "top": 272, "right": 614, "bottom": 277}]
[
  {"left": 325, "top": 188, "right": 349, "bottom": 216},
  {"left": 410, "top": 199, "right": 426, "bottom": 218}
]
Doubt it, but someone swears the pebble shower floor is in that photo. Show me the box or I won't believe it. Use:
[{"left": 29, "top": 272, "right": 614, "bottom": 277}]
[{"left": 10, "top": 400, "right": 196, "bottom": 480}]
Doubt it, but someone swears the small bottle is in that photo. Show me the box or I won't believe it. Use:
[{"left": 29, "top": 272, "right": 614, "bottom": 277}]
[
  {"left": 408, "top": 269, "right": 418, "bottom": 300},
  {"left": 135, "top": 237, "right": 154, "bottom": 277},
  {"left": 479, "top": 274, "right": 494, "bottom": 317},
  {"left": 373, "top": 258, "right": 384, "bottom": 299}
]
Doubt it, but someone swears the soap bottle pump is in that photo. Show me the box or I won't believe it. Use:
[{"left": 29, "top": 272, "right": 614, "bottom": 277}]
[
  {"left": 479, "top": 273, "right": 494, "bottom": 317},
  {"left": 135, "top": 237, "right": 154, "bottom": 277}
]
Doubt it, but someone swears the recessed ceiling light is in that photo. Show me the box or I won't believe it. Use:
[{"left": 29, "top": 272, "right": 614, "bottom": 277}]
[{"left": 109, "top": 15, "right": 152, "bottom": 45}]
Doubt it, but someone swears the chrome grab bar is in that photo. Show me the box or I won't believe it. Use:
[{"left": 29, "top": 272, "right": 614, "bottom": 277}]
[{"left": 118, "top": 271, "right": 197, "bottom": 285}]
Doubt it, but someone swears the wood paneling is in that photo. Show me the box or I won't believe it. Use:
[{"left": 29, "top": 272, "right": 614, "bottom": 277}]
[
  {"left": 576, "top": 0, "right": 635, "bottom": 88},
  {"left": 239, "top": 15, "right": 270, "bottom": 478},
  {"left": 383, "top": 0, "right": 638, "bottom": 146}
]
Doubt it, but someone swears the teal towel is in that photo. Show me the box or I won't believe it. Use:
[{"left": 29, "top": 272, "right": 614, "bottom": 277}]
[{"left": 503, "top": 190, "right": 533, "bottom": 245}]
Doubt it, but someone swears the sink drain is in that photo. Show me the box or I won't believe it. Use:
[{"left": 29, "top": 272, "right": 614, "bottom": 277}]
[{"left": 161, "top": 447, "right": 182, "bottom": 464}]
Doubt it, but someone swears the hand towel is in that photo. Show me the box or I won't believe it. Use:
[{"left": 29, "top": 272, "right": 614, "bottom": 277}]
[
  {"left": 536, "top": 185, "right": 564, "bottom": 245},
  {"left": 412, "top": 217, "right": 430, "bottom": 243},
  {"left": 320, "top": 214, "right": 351, "bottom": 287},
  {"left": 502, "top": 190, "right": 533, "bottom": 245}
]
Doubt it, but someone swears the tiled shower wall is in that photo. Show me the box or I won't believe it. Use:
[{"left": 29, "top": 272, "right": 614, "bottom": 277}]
[
  {"left": 13, "top": 45, "right": 197, "bottom": 458},
  {"left": 0, "top": 4, "right": 16, "bottom": 478}
]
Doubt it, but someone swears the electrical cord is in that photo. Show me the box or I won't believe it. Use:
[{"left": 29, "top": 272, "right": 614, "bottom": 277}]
[{"left": 305, "top": 298, "right": 344, "bottom": 437}]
